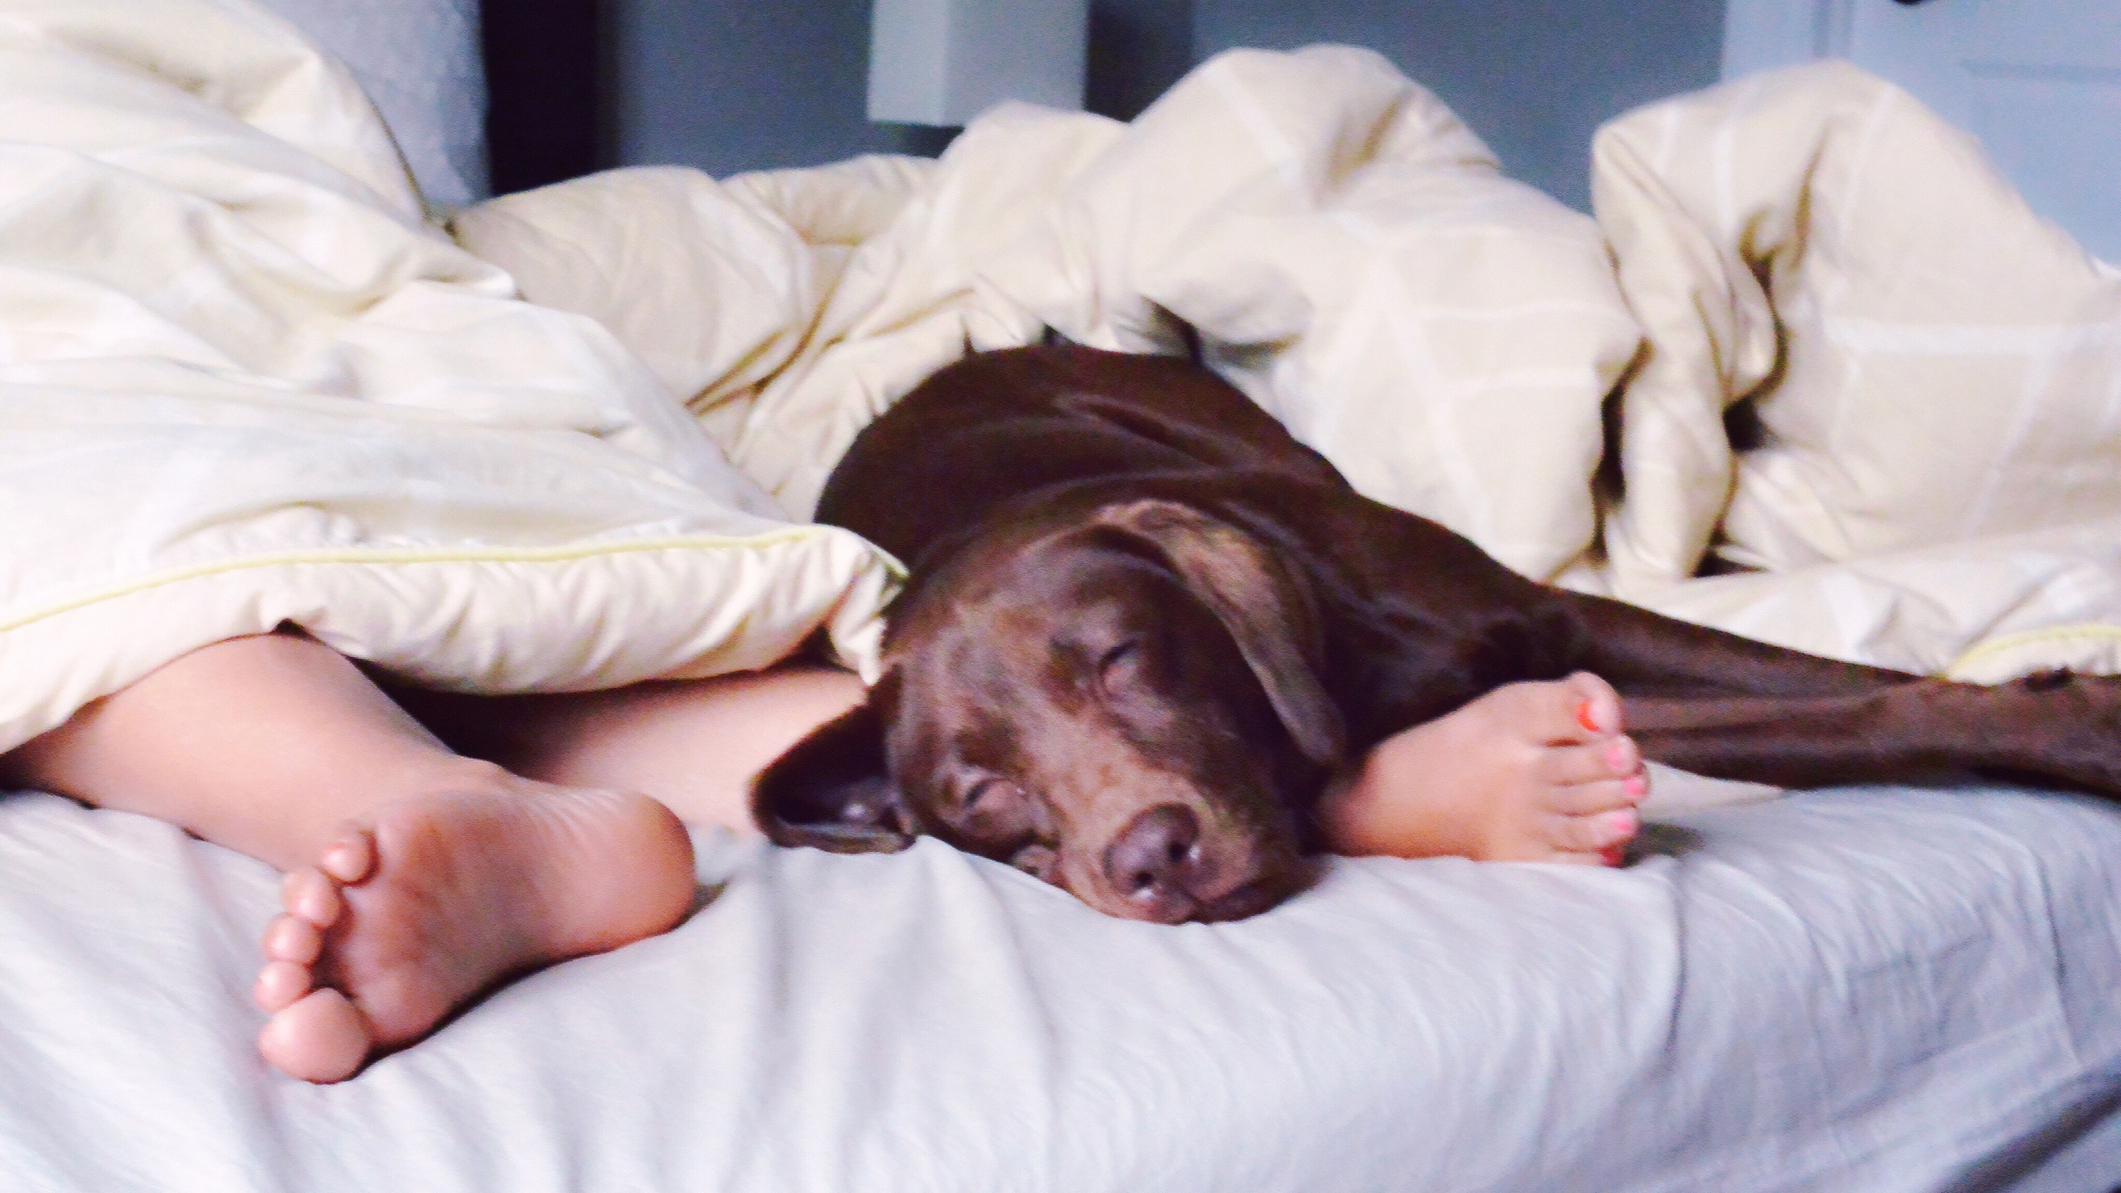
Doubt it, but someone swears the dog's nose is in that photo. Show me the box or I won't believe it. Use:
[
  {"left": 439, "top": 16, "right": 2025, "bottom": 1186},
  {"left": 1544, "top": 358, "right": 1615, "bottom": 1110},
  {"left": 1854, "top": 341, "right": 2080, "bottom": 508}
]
[{"left": 1105, "top": 804, "right": 1204, "bottom": 910}]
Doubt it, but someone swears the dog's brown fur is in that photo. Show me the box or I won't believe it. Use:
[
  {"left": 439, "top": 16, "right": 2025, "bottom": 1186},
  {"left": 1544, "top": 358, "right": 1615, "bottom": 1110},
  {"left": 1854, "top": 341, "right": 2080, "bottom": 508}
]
[{"left": 755, "top": 344, "right": 2121, "bottom": 922}]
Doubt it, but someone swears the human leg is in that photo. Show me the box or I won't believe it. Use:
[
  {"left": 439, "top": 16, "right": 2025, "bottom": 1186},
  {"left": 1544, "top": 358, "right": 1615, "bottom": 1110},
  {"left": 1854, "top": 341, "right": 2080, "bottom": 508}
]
[
  {"left": 0, "top": 631, "right": 695, "bottom": 1083},
  {"left": 390, "top": 664, "right": 867, "bottom": 835}
]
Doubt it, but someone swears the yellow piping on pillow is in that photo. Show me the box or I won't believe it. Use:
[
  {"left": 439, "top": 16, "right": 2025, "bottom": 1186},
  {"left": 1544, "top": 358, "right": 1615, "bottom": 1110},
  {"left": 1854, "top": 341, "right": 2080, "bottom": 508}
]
[{"left": 0, "top": 530, "right": 907, "bottom": 636}]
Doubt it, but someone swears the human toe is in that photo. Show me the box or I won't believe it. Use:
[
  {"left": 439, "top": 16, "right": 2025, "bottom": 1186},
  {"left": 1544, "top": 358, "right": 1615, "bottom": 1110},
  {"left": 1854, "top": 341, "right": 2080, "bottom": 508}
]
[
  {"left": 1560, "top": 671, "right": 1624, "bottom": 739},
  {"left": 1538, "top": 735, "right": 1643, "bottom": 788},
  {"left": 1589, "top": 806, "right": 1640, "bottom": 846},
  {"left": 318, "top": 828, "right": 375, "bottom": 884},
  {"left": 1552, "top": 806, "right": 1640, "bottom": 852},
  {"left": 262, "top": 913, "right": 322, "bottom": 965},
  {"left": 1540, "top": 777, "right": 1645, "bottom": 819},
  {"left": 281, "top": 867, "right": 343, "bottom": 928},
  {"left": 1604, "top": 734, "right": 1642, "bottom": 778},
  {"left": 258, "top": 988, "right": 372, "bottom": 1084},
  {"left": 253, "top": 958, "right": 312, "bottom": 1012}
]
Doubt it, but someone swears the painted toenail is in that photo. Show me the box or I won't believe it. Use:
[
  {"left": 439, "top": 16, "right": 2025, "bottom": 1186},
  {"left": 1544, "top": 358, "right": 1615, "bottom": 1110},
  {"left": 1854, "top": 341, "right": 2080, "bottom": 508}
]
[
  {"left": 1625, "top": 774, "right": 1649, "bottom": 799},
  {"left": 1601, "top": 844, "right": 1627, "bottom": 867},
  {"left": 1576, "top": 699, "right": 1601, "bottom": 733}
]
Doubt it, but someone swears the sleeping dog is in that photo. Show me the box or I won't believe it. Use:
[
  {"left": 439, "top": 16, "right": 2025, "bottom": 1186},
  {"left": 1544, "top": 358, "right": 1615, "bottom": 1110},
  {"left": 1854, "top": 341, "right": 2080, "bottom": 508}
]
[{"left": 754, "top": 345, "right": 2121, "bottom": 922}]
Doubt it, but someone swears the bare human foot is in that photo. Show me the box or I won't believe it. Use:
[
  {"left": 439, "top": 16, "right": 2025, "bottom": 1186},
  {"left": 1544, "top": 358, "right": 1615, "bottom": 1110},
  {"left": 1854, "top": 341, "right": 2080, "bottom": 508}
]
[
  {"left": 250, "top": 768, "right": 694, "bottom": 1083},
  {"left": 1318, "top": 672, "right": 1648, "bottom": 866}
]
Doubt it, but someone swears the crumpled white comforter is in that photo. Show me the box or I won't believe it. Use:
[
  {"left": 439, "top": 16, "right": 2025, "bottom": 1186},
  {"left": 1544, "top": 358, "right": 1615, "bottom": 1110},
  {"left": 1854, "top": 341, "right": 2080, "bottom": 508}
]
[
  {"left": 0, "top": 0, "right": 895, "bottom": 759},
  {"left": 461, "top": 49, "right": 2121, "bottom": 687}
]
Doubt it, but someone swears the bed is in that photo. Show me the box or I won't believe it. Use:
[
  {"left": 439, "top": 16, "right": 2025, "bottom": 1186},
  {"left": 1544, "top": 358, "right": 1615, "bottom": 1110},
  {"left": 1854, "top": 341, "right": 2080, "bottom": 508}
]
[{"left": 4, "top": 2, "right": 2120, "bottom": 1190}]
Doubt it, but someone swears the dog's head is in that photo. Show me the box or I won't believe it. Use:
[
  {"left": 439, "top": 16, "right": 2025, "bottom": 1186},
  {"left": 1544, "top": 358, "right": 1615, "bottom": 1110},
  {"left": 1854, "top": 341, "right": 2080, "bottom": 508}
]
[{"left": 754, "top": 494, "right": 1347, "bottom": 923}]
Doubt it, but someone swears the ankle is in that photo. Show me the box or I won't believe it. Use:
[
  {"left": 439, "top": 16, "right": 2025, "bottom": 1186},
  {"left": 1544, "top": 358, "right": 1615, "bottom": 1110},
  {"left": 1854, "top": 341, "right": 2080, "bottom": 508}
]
[{"left": 397, "top": 752, "right": 530, "bottom": 802}]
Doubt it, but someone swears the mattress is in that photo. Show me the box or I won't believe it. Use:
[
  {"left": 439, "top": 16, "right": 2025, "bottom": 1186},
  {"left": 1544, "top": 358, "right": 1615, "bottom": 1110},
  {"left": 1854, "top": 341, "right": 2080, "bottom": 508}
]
[{"left": 3, "top": 782, "right": 2117, "bottom": 1192}]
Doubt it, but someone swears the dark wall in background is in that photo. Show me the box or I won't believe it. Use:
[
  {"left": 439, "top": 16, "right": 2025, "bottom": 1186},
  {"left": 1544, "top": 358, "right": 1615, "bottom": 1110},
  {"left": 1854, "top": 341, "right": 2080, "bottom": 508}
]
[
  {"left": 482, "top": 0, "right": 605, "bottom": 193},
  {"left": 606, "top": 0, "right": 949, "bottom": 182},
  {"left": 553, "top": 0, "right": 1723, "bottom": 210},
  {"left": 1194, "top": 0, "right": 1723, "bottom": 208},
  {"left": 606, "top": 0, "right": 1195, "bottom": 183},
  {"left": 1087, "top": 0, "right": 1198, "bottom": 123}
]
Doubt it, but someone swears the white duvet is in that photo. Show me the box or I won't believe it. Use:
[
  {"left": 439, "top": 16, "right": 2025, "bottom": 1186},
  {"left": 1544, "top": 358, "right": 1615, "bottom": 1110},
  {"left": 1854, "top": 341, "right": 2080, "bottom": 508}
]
[
  {"left": 0, "top": 0, "right": 894, "bottom": 758},
  {"left": 4, "top": 1, "right": 2121, "bottom": 1189}
]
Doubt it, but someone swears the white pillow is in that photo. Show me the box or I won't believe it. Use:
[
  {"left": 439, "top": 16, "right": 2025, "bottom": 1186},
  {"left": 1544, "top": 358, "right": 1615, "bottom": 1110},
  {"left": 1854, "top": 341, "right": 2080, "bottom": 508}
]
[{"left": 255, "top": 0, "right": 489, "bottom": 209}]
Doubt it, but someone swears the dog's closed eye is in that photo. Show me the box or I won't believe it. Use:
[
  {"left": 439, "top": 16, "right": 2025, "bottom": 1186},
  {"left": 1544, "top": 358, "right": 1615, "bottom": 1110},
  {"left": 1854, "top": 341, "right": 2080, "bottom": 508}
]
[
  {"left": 961, "top": 776, "right": 1004, "bottom": 811},
  {"left": 1097, "top": 639, "right": 1142, "bottom": 692},
  {"left": 954, "top": 774, "right": 1037, "bottom": 841}
]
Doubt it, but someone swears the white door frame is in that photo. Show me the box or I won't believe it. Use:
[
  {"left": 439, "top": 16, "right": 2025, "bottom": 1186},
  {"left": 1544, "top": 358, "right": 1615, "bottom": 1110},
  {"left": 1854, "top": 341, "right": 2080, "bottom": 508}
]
[{"left": 1722, "top": 0, "right": 1857, "bottom": 79}]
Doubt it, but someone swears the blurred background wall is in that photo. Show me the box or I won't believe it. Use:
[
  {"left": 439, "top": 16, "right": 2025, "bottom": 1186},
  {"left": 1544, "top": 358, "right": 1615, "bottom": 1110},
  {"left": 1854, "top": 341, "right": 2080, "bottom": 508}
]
[{"left": 484, "top": 0, "right": 1724, "bottom": 211}]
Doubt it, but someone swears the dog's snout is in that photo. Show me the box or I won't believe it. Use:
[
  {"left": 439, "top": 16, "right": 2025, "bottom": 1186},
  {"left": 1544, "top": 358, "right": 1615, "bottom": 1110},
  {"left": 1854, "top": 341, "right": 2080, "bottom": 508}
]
[{"left": 1105, "top": 804, "right": 1204, "bottom": 911}]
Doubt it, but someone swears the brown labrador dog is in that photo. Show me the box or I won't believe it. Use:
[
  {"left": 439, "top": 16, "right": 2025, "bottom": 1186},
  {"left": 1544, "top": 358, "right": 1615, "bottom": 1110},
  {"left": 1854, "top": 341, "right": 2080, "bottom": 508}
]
[{"left": 754, "top": 344, "right": 2121, "bottom": 923}]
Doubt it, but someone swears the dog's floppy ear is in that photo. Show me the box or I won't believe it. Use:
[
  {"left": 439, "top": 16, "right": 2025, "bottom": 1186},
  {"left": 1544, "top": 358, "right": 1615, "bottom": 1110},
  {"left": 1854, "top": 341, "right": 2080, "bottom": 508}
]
[
  {"left": 751, "top": 673, "right": 916, "bottom": 854},
  {"left": 1093, "top": 497, "right": 1346, "bottom": 768}
]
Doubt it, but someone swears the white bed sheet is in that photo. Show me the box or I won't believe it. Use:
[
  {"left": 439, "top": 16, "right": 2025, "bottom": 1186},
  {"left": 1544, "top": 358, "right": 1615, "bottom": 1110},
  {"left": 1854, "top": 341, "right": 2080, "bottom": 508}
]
[{"left": 3, "top": 784, "right": 2117, "bottom": 1192}]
